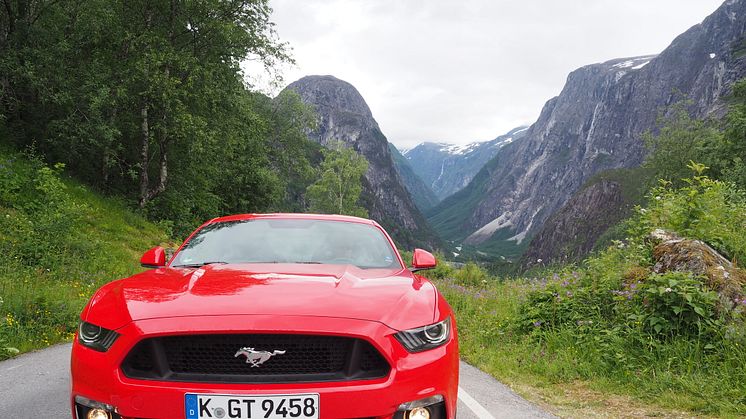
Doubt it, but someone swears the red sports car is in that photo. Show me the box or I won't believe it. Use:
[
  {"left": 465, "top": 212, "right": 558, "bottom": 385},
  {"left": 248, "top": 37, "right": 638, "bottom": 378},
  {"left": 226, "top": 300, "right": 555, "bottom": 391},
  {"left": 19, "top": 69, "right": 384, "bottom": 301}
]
[{"left": 71, "top": 213, "right": 458, "bottom": 419}]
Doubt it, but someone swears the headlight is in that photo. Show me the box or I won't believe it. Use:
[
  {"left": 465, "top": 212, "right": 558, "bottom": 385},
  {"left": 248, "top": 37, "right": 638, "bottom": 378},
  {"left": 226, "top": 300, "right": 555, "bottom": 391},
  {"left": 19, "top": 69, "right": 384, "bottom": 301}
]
[
  {"left": 78, "top": 321, "right": 119, "bottom": 352},
  {"left": 394, "top": 317, "right": 451, "bottom": 352}
]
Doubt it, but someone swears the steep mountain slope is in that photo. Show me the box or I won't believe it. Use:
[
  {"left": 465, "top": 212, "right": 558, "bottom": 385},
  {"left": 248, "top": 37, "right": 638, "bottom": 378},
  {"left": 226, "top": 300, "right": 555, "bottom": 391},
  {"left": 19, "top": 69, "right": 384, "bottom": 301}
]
[
  {"left": 284, "top": 75, "right": 440, "bottom": 249},
  {"left": 431, "top": 0, "right": 746, "bottom": 256},
  {"left": 388, "top": 144, "right": 440, "bottom": 211},
  {"left": 403, "top": 127, "right": 528, "bottom": 200},
  {"left": 520, "top": 168, "right": 651, "bottom": 268}
]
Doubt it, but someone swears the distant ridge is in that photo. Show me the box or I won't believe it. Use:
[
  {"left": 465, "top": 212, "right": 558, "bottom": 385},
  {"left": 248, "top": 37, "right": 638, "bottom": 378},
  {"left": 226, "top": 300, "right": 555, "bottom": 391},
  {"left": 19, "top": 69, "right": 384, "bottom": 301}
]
[{"left": 430, "top": 0, "right": 746, "bottom": 258}]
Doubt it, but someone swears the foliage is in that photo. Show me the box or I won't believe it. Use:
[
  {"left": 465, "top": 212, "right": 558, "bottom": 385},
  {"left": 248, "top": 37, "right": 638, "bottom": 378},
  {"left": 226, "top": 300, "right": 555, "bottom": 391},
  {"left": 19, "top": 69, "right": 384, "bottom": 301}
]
[
  {"left": 0, "top": 0, "right": 317, "bottom": 238},
  {"left": 431, "top": 163, "right": 746, "bottom": 416},
  {"left": 640, "top": 272, "right": 720, "bottom": 337},
  {"left": 306, "top": 141, "right": 369, "bottom": 217},
  {"left": 0, "top": 149, "right": 167, "bottom": 356},
  {"left": 640, "top": 163, "right": 746, "bottom": 262},
  {"left": 644, "top": 82, "right": 746, "bottom": 190},
  {"left": 643, "top": 104, "right": 724, "bottom": 187}
]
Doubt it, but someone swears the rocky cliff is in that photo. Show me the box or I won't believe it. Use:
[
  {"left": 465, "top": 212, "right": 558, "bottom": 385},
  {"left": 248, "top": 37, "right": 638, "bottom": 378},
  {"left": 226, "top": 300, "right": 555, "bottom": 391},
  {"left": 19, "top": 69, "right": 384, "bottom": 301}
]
[
  {"left": 402, "top": 127, "right": 528, "bottom": 200},
  {"left": 284, "top": 75, "right": 440, "bottom": 249},
  {"left": 520, "top": 167, "right": 652, "bottom": 267},
  {"left": 431, "top": 0, "right": 746, "bottom": 255}
]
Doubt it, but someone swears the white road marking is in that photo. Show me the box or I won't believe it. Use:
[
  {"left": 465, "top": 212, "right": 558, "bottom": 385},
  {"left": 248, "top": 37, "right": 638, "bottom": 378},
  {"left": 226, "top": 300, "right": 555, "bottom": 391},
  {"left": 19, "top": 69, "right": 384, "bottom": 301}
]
[{"left": 458, "top": 386, "right": 496, "bottom": 419}]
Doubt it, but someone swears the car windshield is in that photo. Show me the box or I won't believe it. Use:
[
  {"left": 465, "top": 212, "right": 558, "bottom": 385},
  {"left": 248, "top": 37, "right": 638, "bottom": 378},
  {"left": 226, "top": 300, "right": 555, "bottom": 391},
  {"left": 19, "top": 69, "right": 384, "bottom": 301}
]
[{"left": 170, "top": 219, "right": 402, "bottom": 270}]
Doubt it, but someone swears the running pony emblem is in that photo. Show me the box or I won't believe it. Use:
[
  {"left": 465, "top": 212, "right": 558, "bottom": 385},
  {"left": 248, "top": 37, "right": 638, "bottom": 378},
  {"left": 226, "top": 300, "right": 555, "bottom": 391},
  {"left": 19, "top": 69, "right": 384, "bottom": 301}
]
[{"left": 234, "top": 347, "right": 286, "bottom": 367}]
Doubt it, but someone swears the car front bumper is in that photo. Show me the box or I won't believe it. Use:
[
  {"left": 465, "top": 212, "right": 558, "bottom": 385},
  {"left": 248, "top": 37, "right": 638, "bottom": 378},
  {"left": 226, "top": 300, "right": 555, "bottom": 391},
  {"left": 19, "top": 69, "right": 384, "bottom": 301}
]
[{"left": 71, "top": 314, "right": 458, "bottom": 419}]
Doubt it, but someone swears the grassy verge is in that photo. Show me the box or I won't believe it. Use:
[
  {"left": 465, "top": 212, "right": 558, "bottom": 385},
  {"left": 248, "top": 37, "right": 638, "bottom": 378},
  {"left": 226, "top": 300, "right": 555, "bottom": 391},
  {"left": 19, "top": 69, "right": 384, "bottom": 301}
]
[
  {"left": 0, "top": 150, "right": 168, "bottom": 357},
  {"left": 429, "top": 170, "right": 746, "bottom": 417},
  {"left": 436, "top": 274, "right": 737, "bottom": 418}
]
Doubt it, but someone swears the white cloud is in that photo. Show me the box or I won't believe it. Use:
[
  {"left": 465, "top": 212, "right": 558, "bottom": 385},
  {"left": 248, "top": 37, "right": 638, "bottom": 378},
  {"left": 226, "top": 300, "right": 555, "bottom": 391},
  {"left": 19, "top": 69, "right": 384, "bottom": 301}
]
[{"left": 246, "top": 0, "right": 725, "bottom": 148}]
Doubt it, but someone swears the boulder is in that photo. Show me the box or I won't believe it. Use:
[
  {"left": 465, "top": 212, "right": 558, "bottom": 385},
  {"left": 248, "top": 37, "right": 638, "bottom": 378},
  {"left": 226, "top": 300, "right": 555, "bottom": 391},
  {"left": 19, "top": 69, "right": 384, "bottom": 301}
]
[{"left": 652, "top": 231, "right": 745, "bottom": 310}]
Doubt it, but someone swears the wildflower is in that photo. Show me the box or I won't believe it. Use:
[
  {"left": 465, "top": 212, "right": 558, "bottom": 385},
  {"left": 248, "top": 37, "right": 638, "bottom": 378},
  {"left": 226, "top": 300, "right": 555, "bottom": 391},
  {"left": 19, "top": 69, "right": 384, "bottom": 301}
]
[
  {"left": 566, "top": 291, "right": 573, "bottom": 297},
  {"left": 533, "top": 320, "right": 543, "bottom": 327},
  {"left": 664, "top": 287, "right": 673, "bottom": 293},
  {"left": 536, "top": 259, "right": 543, "bottom": 263}
]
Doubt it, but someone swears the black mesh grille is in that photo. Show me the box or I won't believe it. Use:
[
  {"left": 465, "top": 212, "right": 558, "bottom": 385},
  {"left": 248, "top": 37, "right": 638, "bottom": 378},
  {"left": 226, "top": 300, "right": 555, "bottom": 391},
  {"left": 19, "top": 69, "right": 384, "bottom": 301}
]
[{"left": 122, "top": 334, "right": 389, "bottom": 384}]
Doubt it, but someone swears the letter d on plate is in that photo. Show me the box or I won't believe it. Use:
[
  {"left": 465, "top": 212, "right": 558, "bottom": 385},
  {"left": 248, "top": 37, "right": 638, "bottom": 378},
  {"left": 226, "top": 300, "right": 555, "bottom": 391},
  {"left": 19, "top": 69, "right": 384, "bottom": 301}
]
[{"left": 185, "top": 394, "right": 198, "bottom": 419}]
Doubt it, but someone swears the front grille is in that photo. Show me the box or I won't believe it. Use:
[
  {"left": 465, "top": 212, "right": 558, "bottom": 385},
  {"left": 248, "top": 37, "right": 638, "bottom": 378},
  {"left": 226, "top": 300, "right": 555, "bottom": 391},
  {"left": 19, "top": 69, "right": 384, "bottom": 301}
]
[{"left": 122, "top": 334, "right": 390, "bottom": 384}]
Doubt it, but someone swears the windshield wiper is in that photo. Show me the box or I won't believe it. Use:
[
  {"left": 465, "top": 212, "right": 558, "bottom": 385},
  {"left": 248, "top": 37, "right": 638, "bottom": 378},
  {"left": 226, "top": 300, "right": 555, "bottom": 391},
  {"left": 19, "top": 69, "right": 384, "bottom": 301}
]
[
  {"left": 292, "top": 261, "right": 322, "bottom": 264},
  {"left": 172, "top": 261, "right": 228, "bottom": 268}
]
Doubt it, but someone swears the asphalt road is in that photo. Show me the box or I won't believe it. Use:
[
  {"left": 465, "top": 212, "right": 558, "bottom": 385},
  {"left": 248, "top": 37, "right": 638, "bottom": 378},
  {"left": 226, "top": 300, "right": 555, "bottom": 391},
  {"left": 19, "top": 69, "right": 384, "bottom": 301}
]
[{"left": 0, "top": 343, "right": 555, "bottom": 418}]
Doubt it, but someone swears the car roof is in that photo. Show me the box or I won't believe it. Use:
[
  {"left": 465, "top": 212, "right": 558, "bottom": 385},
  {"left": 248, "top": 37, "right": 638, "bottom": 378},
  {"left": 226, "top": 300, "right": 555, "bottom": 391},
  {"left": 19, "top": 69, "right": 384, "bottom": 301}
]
[{"left": 206, "top": 213, "right": 378, "bottom": 226}]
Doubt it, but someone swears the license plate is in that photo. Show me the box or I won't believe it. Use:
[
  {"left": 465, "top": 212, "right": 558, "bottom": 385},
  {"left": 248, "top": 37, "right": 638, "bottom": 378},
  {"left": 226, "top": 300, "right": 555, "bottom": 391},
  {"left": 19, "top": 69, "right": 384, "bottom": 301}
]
[{"left": 185, "top": 393, "right": 319, "bottom": 419}]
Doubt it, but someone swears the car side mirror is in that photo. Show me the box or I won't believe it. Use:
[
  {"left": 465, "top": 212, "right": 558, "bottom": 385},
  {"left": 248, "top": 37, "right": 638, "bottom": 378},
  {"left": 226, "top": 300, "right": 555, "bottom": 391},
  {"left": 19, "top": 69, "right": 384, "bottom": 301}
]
[
  {"left": 411, "top": 248, "right": 437, "bottom": 272},
  {"left": 141, "top": 246, "right": 166, "bottom": 268}
]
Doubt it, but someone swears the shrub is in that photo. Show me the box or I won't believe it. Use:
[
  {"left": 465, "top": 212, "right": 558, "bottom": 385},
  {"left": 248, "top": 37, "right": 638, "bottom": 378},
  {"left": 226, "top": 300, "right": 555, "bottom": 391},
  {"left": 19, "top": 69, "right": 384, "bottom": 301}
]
[
  {"left": 639, "top": 162, "right": 746, "bottom": 262},
  {"left": 639, "top": 272, "right": 721, "bottom": 337},
  {"left": 453, "top": 262, "right": 490, "bottom": 286}
]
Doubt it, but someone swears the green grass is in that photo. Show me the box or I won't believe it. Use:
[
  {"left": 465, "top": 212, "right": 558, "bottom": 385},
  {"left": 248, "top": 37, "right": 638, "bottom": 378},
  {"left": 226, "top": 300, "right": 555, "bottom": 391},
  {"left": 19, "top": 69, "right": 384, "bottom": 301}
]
[
  {"left": 436, "top": 271, "right": 746, "bottom": 417},
  {"left": 428, "top": 170, "right": 746, "bottom": 416},
  {"left": 0, "top": 149, "right": 168, "bottom": 356}
]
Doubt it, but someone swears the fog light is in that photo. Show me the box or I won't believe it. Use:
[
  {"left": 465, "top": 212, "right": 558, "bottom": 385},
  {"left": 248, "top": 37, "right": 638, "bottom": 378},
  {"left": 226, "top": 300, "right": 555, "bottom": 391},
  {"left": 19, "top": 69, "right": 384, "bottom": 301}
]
[
  {"left": 87, "top": 408, "right": 111, "bottom": 419},
  {"left": 407, "top": 407, "right": 430, "bottom": 419}
]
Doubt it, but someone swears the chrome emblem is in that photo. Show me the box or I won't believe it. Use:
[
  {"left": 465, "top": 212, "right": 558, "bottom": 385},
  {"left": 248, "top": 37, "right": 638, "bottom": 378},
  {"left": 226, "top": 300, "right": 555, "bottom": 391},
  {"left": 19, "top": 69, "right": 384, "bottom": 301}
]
[{"left": 234, "top": 347, "right": 286, "bottom": 367}]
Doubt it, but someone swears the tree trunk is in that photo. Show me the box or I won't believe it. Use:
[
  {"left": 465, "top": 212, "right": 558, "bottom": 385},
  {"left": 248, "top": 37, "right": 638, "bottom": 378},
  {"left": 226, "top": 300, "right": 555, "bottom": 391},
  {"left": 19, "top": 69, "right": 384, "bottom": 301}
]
[{"left": 138, "top": 101, "right": 150, "bottom": 208}]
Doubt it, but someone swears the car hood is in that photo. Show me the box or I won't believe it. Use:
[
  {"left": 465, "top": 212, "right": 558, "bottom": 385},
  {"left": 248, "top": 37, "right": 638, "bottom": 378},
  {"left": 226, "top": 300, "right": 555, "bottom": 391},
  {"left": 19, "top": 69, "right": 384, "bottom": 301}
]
[{"left": 84, "top": 264, "right": 437, "bottom": 332}]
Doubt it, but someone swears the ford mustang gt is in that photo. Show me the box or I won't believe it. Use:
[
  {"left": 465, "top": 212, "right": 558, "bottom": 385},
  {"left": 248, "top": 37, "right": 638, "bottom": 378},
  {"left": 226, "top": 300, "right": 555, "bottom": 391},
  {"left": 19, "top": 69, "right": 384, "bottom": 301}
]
[{"left": 71, "top": 213, "right": 458, "bottom": 419}]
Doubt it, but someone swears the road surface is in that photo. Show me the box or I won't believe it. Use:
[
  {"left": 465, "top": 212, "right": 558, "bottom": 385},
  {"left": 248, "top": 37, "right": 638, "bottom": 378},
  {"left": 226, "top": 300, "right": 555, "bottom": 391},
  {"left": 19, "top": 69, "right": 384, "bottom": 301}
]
[{"left": 0, "top": 344, "right": 554, "bottom": 418}]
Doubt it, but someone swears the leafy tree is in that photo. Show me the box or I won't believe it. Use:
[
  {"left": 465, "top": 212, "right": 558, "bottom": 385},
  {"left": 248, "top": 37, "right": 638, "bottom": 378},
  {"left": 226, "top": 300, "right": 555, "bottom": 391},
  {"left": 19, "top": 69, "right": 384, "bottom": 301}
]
[
  {"left": 718, "top": 79, "right": 746, "bottom": 187},
  {"left": 306, "top": 141, "right": 368, "bottom": 217},
  {"left": 643, "top": 104, "right": 723, "bottom": 187},
  {"left": 0, "top": 0, "right": 324, "bottom": 236}
]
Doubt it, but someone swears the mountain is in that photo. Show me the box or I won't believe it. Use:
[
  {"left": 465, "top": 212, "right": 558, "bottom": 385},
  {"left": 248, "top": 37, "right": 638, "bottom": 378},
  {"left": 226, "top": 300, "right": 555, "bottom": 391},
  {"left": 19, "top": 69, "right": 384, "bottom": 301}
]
[
  {"left": 388, "top": 144, "right": 440, "bottom": 211},
  {"left": 284, "top": 75, "right": 440, "bottom": 249},
  {"left": 430, "top": 0, "right": 746, "bottom": 258},
  {"left": 402, "top": 127, "right": 528, "bottom": 200},
  {"left": 520, "top": 168, "right": 651, "bottom": 268}
]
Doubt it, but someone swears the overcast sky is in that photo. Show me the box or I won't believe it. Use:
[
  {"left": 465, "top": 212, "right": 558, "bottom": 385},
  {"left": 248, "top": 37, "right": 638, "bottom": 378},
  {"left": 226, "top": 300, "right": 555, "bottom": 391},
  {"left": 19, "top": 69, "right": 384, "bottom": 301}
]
[{"left": 247, "top": 0, "right": 725, "bottom": 149}]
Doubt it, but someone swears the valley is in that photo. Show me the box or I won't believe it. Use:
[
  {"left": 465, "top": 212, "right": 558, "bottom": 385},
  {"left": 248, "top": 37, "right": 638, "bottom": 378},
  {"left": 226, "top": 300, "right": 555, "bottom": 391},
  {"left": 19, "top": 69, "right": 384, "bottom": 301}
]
[{"left": 1, "top": 1, "right": 745, "bottom": 417}]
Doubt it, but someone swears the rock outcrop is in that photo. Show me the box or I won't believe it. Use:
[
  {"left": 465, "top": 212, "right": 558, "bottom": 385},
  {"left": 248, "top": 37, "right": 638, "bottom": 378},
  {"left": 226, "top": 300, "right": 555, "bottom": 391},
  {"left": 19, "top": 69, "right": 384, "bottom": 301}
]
[
  {"left": 651, "top": 230, "right": 745, "bottom": 310},
  {"left": 431, "top": 0, "right": 746, "bottom": 255},
  {"left": 521, "top": 178, "right": 626, "bottom": 267},
  {"left": 284, "top": 75, "right": 440, "bottom": 249}
]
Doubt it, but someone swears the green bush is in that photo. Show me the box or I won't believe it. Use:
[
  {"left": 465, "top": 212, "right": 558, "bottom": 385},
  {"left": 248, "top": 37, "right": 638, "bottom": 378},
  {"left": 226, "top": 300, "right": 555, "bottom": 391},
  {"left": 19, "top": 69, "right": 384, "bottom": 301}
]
[
  {"left": 500, "top": 167, "right": 746, "bottom": 414},
  {"left": 640, "top": 163, "right": 746, "bottom": 262},
  {"left": 640, "top": 272, "right": 720, "bottom": 337},
  {"left": 453, "top": 262, "right": 490, "bottom": 286},
  {"left": 0, "top": 150, "right": 167, "bottom": 355}
]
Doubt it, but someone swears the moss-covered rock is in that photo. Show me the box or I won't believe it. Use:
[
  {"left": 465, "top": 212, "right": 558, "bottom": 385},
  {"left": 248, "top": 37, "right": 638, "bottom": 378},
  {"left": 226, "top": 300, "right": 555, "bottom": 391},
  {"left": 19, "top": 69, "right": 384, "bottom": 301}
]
[{"left": 652, "top": 234, "right": 745, "bottom": 311}]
